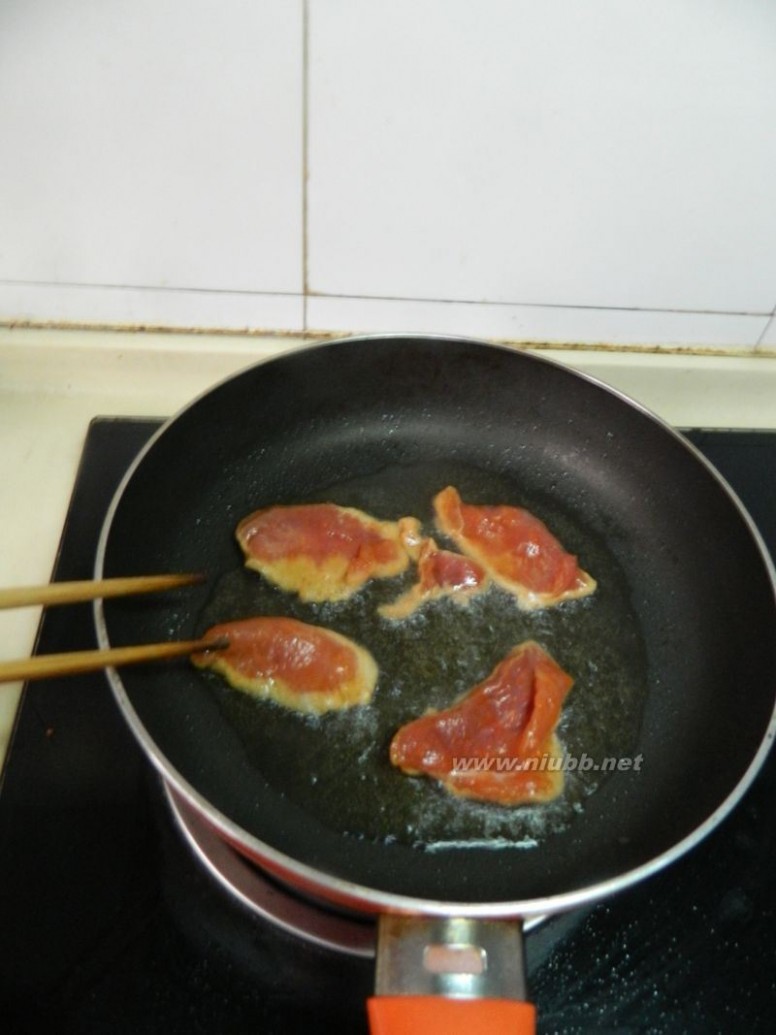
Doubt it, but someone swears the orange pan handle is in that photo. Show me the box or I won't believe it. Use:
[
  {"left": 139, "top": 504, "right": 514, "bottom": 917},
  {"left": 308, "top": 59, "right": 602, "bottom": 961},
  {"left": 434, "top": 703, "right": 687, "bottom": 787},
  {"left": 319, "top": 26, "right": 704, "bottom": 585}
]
[
  {"left": 368, "top": 995, "right": 535, "bottom": 1034},
  {"left": 370, "top": 916, "right": 535, "bottom": 1034}
]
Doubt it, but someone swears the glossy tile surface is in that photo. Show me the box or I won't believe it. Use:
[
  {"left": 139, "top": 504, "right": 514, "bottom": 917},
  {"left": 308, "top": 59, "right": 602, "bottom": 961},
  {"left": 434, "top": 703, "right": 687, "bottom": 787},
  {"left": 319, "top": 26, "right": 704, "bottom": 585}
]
[
  {"left": 306, "top": 295, "right": 768, "bottom": 349},
  {"left": 1, "top": 2, "right": 775, "bottom": 347},
  {"left": 0, "top": 2, "right": 303, "bottom": 300},
  {"left": 307, "top": 1, "right": 776, "bottom": 314}
]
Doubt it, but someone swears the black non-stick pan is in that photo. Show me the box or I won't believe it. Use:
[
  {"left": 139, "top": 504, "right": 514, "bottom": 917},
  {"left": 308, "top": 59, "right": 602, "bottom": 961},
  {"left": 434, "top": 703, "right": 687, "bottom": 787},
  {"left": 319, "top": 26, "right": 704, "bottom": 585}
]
[{"left": 94, "top": 335, "right": 776, "bottom": 1030}]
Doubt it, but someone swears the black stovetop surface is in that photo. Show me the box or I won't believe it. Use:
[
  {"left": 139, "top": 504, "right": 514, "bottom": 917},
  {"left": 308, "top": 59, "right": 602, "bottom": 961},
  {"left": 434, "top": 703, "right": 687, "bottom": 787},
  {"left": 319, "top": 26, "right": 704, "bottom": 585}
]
[{"left": 1, "top": 419, "right": 775, "bottom": 1034}]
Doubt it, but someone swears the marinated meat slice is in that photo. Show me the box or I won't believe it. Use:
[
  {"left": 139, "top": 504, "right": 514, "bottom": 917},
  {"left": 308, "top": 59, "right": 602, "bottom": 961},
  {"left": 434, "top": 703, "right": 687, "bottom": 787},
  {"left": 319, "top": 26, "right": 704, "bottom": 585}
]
[
  {"left": 389, "top": 641, "right": 573, "bottom": 805},
  {"left": 433, "top": 486, "right": 595, "bottom": 610},
  {"left": 192, "top": 616, "right": 378, "bottom": 715},
  {"left": 236, "top": 503, "right": 421, "bottom": 603},
  {"left": 379, "top": 537, "right": 489, "bottom": 620}
]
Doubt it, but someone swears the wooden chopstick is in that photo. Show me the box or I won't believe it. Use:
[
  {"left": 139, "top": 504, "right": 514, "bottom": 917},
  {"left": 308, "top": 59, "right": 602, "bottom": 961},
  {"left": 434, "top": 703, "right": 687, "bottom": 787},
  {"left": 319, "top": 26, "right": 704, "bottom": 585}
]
[
  {"left": 0, "top": 573, "right": 204, "bottom": 611},
  {"left": 0, "top": 636, "right": 229, "bottom": 684}
]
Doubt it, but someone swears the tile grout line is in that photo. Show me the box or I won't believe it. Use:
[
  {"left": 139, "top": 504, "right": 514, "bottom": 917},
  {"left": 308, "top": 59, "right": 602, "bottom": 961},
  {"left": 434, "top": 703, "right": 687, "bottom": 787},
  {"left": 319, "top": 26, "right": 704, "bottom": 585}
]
[
  {"left": 754, "top": 300, "right": 776, "bottom": 351},
  {"left": 0, "top": 278, "right": 771, "bottom": 325}
]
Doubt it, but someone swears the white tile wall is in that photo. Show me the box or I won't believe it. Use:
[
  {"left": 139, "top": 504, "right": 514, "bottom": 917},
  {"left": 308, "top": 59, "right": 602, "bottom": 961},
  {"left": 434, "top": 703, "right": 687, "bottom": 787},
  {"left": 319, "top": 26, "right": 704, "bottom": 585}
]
[
  {"left": 1, "top": 1, "right": 775, "bottom": 349},
  {"left": 0, "top": 1, "right": 304, "bottom": 310},
  {"left": 0, "top": 282, "right": 304, "bottom": 334},
  {"left": 306, "top": 295, "right": 770, "bottom": 350}
]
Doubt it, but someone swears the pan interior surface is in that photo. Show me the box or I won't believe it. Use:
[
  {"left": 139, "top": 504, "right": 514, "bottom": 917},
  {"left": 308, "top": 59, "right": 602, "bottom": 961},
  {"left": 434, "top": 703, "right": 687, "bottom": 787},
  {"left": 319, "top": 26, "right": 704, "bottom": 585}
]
[
  {"left": 194, "top": 456, "right": 646, "bottom": 851},
  {"left": 99, "top": 337, "right": 776, "bottom": 906}
]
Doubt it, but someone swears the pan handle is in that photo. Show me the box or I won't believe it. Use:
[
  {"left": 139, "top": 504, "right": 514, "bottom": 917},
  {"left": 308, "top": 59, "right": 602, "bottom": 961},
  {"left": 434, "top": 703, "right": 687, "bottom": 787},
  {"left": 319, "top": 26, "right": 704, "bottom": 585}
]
[
  {"left": 367, "top": 996, "right": 535, "bottom": 1034},
  {"left": 367, "top": 915, "right": 536, "bottom": 1034}
]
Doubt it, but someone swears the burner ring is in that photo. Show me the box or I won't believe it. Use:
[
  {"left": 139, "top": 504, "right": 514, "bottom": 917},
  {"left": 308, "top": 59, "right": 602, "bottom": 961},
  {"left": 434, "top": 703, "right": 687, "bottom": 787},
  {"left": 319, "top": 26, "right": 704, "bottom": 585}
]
[{"left": 164, "top": 781, "right": 554, "bottom": 958}]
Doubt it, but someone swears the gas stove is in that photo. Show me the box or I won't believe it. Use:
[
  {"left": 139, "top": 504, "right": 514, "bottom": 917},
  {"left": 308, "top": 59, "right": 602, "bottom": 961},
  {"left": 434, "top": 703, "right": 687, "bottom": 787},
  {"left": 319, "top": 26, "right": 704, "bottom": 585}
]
[{"left": 1, "top": 418, "right": 775, "bottom": 1033}]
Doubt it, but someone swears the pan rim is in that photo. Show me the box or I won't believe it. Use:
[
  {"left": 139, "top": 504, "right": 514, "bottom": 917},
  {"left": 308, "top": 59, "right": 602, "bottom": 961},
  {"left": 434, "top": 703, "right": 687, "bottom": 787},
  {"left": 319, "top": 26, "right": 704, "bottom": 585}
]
[{"left": 94, "top": 333, "right": 776, "bottom": 917}]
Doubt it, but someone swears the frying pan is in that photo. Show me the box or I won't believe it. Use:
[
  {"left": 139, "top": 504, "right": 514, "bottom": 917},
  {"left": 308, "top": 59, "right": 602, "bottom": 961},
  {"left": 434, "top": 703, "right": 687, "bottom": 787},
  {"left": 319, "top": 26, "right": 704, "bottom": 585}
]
[{"left": 94, "top": 335, "right": 776, "bottom": 1031}]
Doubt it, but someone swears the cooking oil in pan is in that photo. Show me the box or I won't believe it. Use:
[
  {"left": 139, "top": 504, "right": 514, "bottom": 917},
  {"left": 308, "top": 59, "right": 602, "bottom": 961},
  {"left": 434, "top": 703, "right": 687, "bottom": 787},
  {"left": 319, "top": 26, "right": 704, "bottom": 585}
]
[{"left": 195, "top": 461, "right": 648, "bottom": 851}]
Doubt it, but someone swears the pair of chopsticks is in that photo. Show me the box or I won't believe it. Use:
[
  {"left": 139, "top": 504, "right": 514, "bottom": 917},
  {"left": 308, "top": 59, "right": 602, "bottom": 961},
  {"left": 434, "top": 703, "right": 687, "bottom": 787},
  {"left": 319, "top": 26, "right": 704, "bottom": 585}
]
[{"left": 0, "top": 574, "right": 227, "bottom": 684}]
